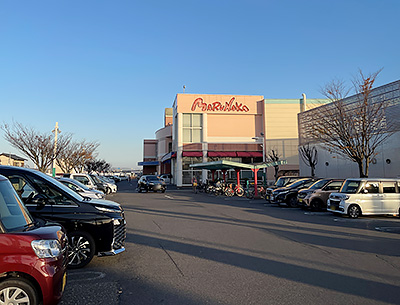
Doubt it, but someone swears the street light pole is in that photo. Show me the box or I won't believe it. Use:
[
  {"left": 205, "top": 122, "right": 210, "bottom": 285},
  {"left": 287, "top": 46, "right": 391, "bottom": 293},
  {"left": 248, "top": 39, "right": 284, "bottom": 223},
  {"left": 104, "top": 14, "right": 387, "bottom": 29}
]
[
  {"left": 252, "top": 133, "right": 267, "bottom": 186},
  {"left": 52, "top": 122, "right": 60, "bottom": 177}
]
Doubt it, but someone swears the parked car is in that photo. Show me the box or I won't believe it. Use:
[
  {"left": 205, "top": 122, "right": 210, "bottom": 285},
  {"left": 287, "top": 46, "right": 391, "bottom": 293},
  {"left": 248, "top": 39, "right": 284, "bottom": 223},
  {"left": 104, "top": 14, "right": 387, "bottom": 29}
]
[
  {"left": 0, "top": 174, "right": 68, "bottom": 305},
  {"left": 97, "top": 175, "right": 118, "bottom": 194},
  {"left": 1, "top": 166, "right": 126, "bottom": 268},
  {"left": 270, "top": 178, "right": 316, "bottom": 207},
  {"left": 265, "top": 176, "right": 309, "bottom": 203},
  {"left": 105, "top": 175, "right": 121, "bottom": 183},
  {"left": 297, "top": 178, "right": 345, "bottom": 210},
  {"left": 63, "top": 173, "right": 107, "bottom": 194},
  {"left": 57, "top": 177, "right": 105, "bottom": 199},
  {"left": 90, "top": 174, "right": 114, "bottom": 194},
  {"left": 160, "top": 174, "right": 172, "bottom": 184},
  {"left": 137, "top": 175, "right": 166, "bottom": 193},
  {"left": 327, "top": 178, "right": 400, "bottom": 218}
]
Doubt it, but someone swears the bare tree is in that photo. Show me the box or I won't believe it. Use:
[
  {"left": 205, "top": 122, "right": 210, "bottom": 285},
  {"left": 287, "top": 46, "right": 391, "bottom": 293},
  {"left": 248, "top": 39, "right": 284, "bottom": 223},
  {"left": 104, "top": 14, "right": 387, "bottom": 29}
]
[
  {"left": 299, "top": 143, "right": 318, "bottom": 177},
  {"left": 1, "top": 122, "right": 72, "bottom": 172},
  {"left": 56, "top": 140, "right": 99, "bottom": 174},
  {"left": 306, "top": 69, "right": 397, "bottom": 177},
  {"left": 267, "top": 149, "right": 280, "bottom": 181},
  {"left": 84, "top": 159, "right": 111, "bottom": 174}
]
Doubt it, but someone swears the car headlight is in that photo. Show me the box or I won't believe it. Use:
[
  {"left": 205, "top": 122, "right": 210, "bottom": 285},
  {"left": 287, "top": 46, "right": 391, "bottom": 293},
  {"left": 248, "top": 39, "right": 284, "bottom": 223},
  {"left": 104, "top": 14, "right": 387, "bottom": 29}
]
[
  {"left": 149, "top": 183, "right": 154, "bottom": 185},
  {"left": 31, "top": 240, "right": 61, "bottom": 258},
  {"left": 95, "top": 205, "right": 117, "bottom": 213},
  {"left": 277, "top": 191, "right": 289, "bottom": 195}
]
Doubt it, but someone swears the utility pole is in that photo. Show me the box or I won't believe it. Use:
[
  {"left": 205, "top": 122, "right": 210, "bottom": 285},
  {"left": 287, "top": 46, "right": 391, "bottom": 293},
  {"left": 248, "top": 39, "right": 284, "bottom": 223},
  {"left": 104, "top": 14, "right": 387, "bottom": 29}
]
[{"left": 52, "top": 122, "right": 60, "bottom": 177}]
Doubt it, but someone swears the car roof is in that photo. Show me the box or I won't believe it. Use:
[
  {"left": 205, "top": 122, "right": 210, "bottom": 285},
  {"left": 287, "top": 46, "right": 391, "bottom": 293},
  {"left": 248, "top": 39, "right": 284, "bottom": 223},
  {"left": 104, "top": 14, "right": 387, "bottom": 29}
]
[
  {"left": 0, "top": 165, "right": 36, "bottom": 173},
  {"left": 345, "top": 178, "right": 400, "bottom": 181}
]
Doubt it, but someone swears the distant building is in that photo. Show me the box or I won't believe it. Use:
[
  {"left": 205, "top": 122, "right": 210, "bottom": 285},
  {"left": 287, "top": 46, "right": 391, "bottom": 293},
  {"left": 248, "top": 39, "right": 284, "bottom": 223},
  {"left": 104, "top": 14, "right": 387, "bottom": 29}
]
[
  {"left": 140, "top": 93, "right": 325, "bottom": 186},
  {"left": 0, "top": 153, "right": 26, "bottom": 167}
]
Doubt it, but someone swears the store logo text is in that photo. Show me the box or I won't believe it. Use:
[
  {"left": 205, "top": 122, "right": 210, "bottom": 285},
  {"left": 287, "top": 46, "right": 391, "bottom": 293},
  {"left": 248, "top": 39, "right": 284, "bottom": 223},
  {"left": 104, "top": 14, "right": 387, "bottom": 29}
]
[{"left": 191, "top": 97, "right": 250, "bottom": 112}]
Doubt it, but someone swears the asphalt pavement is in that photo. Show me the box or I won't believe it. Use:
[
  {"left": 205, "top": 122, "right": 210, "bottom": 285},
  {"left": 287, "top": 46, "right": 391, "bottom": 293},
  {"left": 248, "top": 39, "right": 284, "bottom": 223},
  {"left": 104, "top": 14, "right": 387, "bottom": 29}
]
[{"left": 61, "top": 180, "right": 400, "bottom": 305}]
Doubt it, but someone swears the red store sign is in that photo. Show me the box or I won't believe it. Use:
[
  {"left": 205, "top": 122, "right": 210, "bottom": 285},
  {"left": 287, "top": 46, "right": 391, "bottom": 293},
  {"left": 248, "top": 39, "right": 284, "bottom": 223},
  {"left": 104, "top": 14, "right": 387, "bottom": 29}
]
[{"left": 191, "top": 97, "right": 250, "bottom": 113}]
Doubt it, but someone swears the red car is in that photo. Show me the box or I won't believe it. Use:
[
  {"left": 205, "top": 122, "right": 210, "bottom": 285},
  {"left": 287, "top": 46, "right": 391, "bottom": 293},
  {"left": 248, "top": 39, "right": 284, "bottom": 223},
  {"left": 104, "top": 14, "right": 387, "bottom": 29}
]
[{"left": 0, "top": 174, "right": 68, "bottom": 305}]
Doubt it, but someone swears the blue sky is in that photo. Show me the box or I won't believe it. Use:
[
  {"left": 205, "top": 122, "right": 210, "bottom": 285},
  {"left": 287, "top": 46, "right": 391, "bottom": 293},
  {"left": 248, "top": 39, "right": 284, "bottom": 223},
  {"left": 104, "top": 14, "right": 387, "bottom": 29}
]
[{"left": 1, "top": 0, "right": 399, "bottom": 169}]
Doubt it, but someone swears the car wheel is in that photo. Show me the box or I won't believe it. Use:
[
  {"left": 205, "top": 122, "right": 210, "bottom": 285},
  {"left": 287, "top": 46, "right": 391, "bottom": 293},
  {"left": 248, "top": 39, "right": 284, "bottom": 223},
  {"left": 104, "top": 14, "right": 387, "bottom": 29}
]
[
  {"left": 106, "top": 187, "right": 112, "bottom": 195},
  {"left": 68, "top": 230, "right": 95, "bottom": 269},
  {"left": 288, "top": 196, "right": 298, "bottom": 208},
  {"left": 348, "top": 205, "right": 361, "bottom": 219},
  {"left": 0, "top": 278, "right": 38, "bottom": 305},
  {"left": 310, "top": 199, "right": 323, "bottom": 211},
  {"left": 161, "top": 188, "right": 166, "bottom": 193}
]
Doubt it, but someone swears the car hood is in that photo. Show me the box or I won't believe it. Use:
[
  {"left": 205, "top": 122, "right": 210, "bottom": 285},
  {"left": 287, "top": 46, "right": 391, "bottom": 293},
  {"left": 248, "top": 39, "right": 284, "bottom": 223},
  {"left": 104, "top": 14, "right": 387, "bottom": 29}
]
[
  {"left": 86, "top": 198, "right": 121, "bottom": 210},
  {"left": 148, "top": 180, "right": 165, "bottom": 185}
]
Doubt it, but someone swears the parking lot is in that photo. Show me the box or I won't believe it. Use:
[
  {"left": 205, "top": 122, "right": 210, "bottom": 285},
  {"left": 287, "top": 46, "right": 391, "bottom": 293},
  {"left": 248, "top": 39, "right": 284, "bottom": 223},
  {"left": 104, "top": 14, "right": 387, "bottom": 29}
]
[{"left": 61, "top": 180, "right": 400, "bottom": 305}]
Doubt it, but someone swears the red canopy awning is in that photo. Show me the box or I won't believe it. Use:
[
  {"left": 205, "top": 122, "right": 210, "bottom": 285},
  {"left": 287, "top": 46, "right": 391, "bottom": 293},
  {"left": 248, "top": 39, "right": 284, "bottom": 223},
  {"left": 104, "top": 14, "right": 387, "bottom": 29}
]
[
  {"left": 182, "top": 151, "right": 203, "bottom": 157},
  {"left": 208, "top": 151, "right": 237, "bottom": 157},
  {"left": 236, "top": 151, "right": 263, "bottom": 157}
]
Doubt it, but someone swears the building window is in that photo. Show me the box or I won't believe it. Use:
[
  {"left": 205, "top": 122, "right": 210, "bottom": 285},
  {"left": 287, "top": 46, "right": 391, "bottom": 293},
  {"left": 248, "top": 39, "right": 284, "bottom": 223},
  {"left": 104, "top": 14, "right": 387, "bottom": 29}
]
[{"left": 182, "top": 114, "right": 202, "bottom": 143}]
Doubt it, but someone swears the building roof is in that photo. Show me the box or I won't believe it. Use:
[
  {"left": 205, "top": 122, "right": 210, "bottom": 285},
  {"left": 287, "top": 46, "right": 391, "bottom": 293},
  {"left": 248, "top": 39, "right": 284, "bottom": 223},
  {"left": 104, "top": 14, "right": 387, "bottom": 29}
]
[
  {"left": 0, "top": 153, "right": 26, "bottom": 161},
  {"left": 189, "top": 160, "right": 287, "bottom": 170}
]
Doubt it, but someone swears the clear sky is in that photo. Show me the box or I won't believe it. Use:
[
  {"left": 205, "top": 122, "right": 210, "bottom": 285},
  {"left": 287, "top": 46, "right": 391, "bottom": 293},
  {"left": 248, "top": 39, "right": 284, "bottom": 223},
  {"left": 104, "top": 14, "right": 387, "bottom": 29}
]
[{"left": 1, "top": 0, "right": 399, "bottom": 169}]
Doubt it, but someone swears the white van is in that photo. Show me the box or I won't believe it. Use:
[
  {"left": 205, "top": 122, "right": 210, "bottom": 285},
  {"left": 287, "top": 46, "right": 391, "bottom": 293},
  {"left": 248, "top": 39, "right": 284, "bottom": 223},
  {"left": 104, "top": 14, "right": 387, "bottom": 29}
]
[{"left": 327, "top": 178, "right": 400, "bottom": 218}]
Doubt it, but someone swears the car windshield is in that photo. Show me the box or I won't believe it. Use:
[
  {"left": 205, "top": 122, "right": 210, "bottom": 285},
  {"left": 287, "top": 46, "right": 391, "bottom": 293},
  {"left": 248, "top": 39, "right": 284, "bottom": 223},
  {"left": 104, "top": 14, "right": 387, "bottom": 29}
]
[
  {"left": 0, "top": 179, "right": 35, "bottom": 231},
  {"left": 286, "top": 179, "right": 309, "bottom": 188},
  {"left": 147, "top": 175, "right": 160, "bottom": 181},
  {"left": 275, "top": 178, "right": 290, "bottom": 187},
  {"left": 308, "top": 179, "right": 329, "bottom": 190},
  {"left": 91, "top": 175, "right": 102, "bottom": 184},
  {"left": 340, "top": 180, "right": 362, "bottom": 193},
  {"left": 64, "top": 179, "right": 91, "bottom": 191},
  {"left": 35, "top": 171, "right": 84, "bottom": 201}
]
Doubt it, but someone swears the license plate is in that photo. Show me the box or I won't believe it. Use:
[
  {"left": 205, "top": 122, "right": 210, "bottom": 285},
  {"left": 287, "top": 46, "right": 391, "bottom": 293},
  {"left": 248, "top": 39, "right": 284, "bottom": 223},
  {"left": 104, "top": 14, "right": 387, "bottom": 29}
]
[
  {"left": 330, "top": 205, "right": 336, "bottom": 210},
  {"left": 298, "top": 198, "right": 303, "bottom": 203}
]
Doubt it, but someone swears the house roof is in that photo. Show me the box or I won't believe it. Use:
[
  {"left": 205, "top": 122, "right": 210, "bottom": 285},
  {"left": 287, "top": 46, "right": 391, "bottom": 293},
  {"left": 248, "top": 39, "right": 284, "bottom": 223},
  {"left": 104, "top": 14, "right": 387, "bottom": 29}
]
[{"left": 0, "top": 153, "right": 27, "bottom": 161}]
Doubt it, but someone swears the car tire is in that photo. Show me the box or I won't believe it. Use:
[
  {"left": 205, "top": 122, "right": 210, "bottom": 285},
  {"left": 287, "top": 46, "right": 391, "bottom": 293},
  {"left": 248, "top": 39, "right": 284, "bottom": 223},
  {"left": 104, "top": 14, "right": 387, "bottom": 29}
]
[
  {"left": 310, "top": 199, "right": 323, "bottom": 211},
  {"left": 161, "top": 188, "right": 166, "bottom": 193},
  {"left": 0, "top": 278, "right": 39, "bottom": 305},
  {"left": 348, "top": 205, "right": 361, "bottom": 219},
  {"left": 106, "top": 187, "right": 112, "bottom": 195},
  {"left": 288, "top": 196, "right": 298, "bottom": 208},
  {"left": 68, "top": 230, "right": 95, "bottom": 269}
]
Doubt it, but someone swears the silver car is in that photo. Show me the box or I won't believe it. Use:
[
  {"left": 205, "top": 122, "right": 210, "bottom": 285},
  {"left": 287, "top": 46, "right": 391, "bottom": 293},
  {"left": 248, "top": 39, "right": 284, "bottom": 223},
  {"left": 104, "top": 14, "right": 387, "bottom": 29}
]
[{"left": 57, "top": 177, "right": 105, "bottom": 199}]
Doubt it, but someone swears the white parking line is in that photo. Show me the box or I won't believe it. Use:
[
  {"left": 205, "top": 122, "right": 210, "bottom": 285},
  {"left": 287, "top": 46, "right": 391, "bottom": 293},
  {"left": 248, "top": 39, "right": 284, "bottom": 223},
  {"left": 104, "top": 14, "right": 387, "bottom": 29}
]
[
  {"left": 165, "top": 195, "right": 174, "bottom": 199},
  {"left": 68, "top": 271, "right": 106, "bottom": 282}
]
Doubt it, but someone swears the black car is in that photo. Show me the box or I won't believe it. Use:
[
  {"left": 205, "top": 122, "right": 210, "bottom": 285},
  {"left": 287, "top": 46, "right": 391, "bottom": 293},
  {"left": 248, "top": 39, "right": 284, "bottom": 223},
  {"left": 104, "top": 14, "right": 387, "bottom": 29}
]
[
  {"left": 0, "top": 166, "right": 126, "bottom": 269},
  {"left": 137, "top": 175, "right": 166, "bottom": 193},
  {"left": 270, "top": 178, "right": 316, "bottom": 207},
  {"left": 265, "top": 176, "right": 308, "bottom": 203}
]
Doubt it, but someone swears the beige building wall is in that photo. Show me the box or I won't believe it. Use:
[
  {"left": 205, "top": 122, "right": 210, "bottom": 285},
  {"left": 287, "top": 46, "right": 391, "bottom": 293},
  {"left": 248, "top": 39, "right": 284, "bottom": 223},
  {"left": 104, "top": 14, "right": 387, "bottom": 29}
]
[
  {"left": 207, "top": 114, "right": 263, "bottom": 140},
  {"left": 0, "top": 154, "right": 25, "bottom": 167},
  {"left": 143, "top": 140, "right": 157, "bottom": 159},
  {"left": 265, "top": 101, "right": 301, "bottom": 139}
]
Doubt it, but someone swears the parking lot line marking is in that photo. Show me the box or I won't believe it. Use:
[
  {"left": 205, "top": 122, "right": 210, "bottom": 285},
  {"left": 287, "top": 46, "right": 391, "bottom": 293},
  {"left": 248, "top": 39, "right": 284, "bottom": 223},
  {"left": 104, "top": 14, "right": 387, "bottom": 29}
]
[
  {"left": 165, "top": 195, "right": 174, "bottom": 199},
  {"left": 67, "top": 271, "right": 106, "bottom": 282}
]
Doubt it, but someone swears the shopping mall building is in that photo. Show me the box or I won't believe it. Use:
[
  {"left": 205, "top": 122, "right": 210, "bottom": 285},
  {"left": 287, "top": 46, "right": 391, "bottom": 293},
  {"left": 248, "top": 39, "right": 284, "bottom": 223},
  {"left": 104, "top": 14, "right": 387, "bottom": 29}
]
[{"left": 139, "top": 93, "right": 323, "bottom": 187}]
